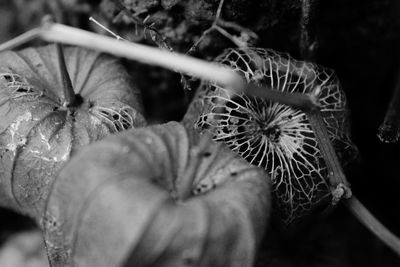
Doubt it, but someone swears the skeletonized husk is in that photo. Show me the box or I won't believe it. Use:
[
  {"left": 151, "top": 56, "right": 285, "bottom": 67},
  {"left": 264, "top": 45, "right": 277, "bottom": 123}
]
[{"left": 183, "top": 47, "right": 357, "bottom": 224}]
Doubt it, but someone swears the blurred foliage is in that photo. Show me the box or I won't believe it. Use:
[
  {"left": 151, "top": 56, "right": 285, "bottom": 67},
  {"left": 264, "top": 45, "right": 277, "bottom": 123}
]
[{"left": 0, "top": 231, "right": 48, "bottom": 267}]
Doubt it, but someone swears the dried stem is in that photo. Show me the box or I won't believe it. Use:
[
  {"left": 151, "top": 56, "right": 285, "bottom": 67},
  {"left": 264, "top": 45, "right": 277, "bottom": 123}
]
[
  {"left": 110, "top": 0, "right": 173, "bottom": 51},
  {"left": 0, "top": 21, "right": 319, "bottom": 111},
  {"left": 55, "top": 44, "right": 76, "bottom": 108},
  {"left": 306, "top": 109, "right": 352, "bottom": 200},
  {"left": 344, "top": 197, "right": 400, "bottom": 257},
  {"left": 41, "top": 22, "right": 245, "bottom": 91},
  {"left": 44, "top": 23, "right": 307, "bottom": 111},
  {"left": 89, "top": 17, "right": 127, "bottom": 41},
  {"left": 378, "top": 68, "right": 400, "bottom": 143},
  {"left": 42, "top": 16, "right": 77, "bottom": 108},
  {"left": 187, "top": 0, "right": 257, "bottom": 54},
  {"left": 186, "top": 0, "right": 225, "bottom": 54},
  {"left": 0, "top": 28, "right": 41, "bottom": 52},
  {"left": 245, "top": 83, "right": 319, "bottom": 110},
  {"left": 306, "top": 98, "right": 400, "bottom": 257}
]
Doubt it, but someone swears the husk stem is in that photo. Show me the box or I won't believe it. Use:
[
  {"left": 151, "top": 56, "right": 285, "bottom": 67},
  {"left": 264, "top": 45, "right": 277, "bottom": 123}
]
[
  {"left": 306, "top": 102, "right": 400, "bottom": 257},
  {"left": 344, "top": 197, "right": 400, "bottom": 257},
  {"left": 55, "top": 43, "right": 76, "bottom": 108}
]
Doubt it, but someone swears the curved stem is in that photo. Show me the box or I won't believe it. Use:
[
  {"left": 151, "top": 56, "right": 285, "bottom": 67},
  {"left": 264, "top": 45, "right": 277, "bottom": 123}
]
[
  {"left": 344, "top": 196, "right": 400, "bottom": 257},
  {"left": 306, "top": 98, "right": 400, "bottom": 256}
]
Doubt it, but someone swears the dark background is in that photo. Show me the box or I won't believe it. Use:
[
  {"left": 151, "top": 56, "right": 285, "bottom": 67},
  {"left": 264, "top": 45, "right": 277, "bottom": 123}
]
[{"left": 0, "top": 0, "right": 400, "bottom": 266}]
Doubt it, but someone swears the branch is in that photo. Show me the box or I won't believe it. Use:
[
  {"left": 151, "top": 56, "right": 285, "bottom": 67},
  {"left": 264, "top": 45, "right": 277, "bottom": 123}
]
[
  {"left": 305, "top": 100, "right": 400, "bottom": 257},
  {"left": 344, "top": 196, "right": 400, "bottom": 257},
  {"left": 306, "top": 109, "right": 351, "bottom": 199},
  {"left": 0, "top": 20, "right": 319, "bottom": 112},
  {"left": 0, "top": 28, "right": 41, "bottom": 51},
  {"left": 186, "top": 0, "right": 257, "bottom": 54}
]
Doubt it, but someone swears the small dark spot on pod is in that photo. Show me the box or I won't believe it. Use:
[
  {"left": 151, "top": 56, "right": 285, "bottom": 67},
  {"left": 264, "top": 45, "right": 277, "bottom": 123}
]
[{"left": 203, "top": 151, "right": 211, "bottom": 157}]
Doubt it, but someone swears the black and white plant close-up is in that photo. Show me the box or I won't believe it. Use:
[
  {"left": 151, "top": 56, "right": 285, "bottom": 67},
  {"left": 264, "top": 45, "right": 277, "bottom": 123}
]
[{"left": 0, "top": 1, "right": 399, "bottom": 267}]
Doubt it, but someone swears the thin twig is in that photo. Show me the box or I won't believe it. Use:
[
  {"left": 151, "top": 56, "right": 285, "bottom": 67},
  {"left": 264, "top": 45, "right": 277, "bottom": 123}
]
[
  {"left": 378, "top": 68, "right": 400, "bottom": 143},
  {"left": 344, "top": 196, "right": 400, "bottom": 257},
  {"left": 0, "top": 28, "right": 41, "bottom": 52},
  {"left": 110, "top": 0, "right": 173, "bottom": 51},
  {"left": 89, "top": 17, "right": 127, "bottom": 41},
  {"left": 186, "top": 0, "right": 225, "bottom": 54},
  {"left": 306, "top": 90, "right": 400, "bottom": 257},
  {"left": 186, "top": 0, "right": 257, "bottom": 54}
]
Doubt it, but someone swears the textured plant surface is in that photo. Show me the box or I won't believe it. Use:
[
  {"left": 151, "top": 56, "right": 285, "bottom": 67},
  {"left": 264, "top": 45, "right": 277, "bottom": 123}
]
[
  {"left": 1, "top": 1, "right": 400, "bottom": 266},
  {"left": 41, "top": 122, "right": 269, "bottom": 267},
  {"left": 0, "top": 45, "right": 145, "bottom": 219},
  {"left": 184, "top": 47, "right": 357, "bottom": 223}
]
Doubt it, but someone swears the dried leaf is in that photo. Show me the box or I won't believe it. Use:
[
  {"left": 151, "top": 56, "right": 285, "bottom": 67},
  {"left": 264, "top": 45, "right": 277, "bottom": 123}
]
[
  {"left": 0, "top": 45, "right": 145, "bottom": 218},
  {"left": 183, "top": 47, "right": 357, "bottom": 223},
  {"left": 43, "top": 121, "right": 270, "bottom": 267}
]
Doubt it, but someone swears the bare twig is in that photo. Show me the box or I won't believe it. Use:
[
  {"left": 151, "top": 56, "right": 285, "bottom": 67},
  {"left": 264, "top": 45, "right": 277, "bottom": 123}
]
[
  {"left": 0, "top": 20, "right": 321, "bottom": 111},
  {"left": 89, "top": 17, "right": 127, "bottom": 41},
  {"left": 41, "top": 22, "right": 244, "bottom": 90},
  {"left": 186, "top": 0, "right": 257, "bottom": 54},
  {"left": 305, "top": 89, "right": 400, "bottom": 257},
  {"left": 0, "top": 28, "right": 41, "bottom": 52},
  {"left": 378, "top": 68, "right": 400, "bottom": 143},
  {"left": 110, "top": 0, "right": 173, "bottom": 51}
]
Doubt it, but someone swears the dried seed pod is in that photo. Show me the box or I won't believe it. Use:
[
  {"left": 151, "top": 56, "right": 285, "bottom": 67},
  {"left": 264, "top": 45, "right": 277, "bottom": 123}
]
[
  {"left": 183, "top": 47, "right": 358, "bottom": 223},
  {"left": 0, "top": 45, "right": 145, "bottom": 218},
  {"left": 43, "top": 122, "right": 270, "bottom": 267}
]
